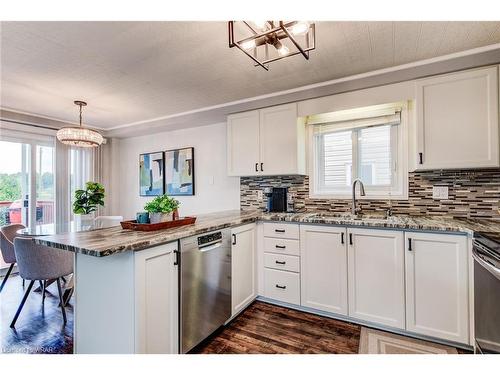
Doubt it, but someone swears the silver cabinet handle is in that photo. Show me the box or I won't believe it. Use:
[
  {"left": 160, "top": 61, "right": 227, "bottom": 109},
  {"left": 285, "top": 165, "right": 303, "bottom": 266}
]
[{"left": 199, "top": 241, "right": 222, "bottom": 252}]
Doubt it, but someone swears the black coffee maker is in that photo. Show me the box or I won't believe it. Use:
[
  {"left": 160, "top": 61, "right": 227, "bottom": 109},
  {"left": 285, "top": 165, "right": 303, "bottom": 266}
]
[{"left": 264, "top": 187, "right": 288, "bottom": 212}]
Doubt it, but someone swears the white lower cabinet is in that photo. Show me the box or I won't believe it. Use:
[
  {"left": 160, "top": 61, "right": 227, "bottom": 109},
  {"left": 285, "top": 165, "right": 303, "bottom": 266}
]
[
  {"left": 264, "top": 268, "right": 301, "bottom": 305},
  {"left": 135, "top": 243, "right": 179, "bottom": 354},
  {"left": 231, "top": 223, "right": 257, "bottom": 316},
  {"left": 405, "top": 232, "right": 469, "bottom": 344},
  {"left": 256, "top": 223, "right": 472, "bottom": 346},
  {"left": 300, "top": 225, "right": 348, "bottom": 315},
  {"left": 347, "top": 228, "right": 405, "bottom": 329}
]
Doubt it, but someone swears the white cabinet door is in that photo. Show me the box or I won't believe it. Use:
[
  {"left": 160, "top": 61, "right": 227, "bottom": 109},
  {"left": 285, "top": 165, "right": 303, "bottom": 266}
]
[
  {"left": 227, "top": 110, "right": 260, "bottom": 176},
  {"left": 135, "top": 243, "right": 178, "bottom": 354},
  {"left": 415, "top": 66, "right": 499, "bottom": 170},
  {"left": 347, "top": 228, "right": 405, "bottom": 329},
  {"left": 259, "top": 103, "right": 304, "bottom": 175},
  {"left": 300, "top": 225, "right": 348, "bottom": 315},
  {"left": 405, "top": 232, "right": 469, "bottom": 344},
  {"left": 231, "top": 223, "right": 257, "bottom": 316}
]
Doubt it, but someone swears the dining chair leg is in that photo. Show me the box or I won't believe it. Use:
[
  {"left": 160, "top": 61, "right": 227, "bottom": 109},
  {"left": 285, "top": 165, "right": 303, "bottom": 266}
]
[
  {"left": 10, "top": 280, "right": 35, "bottom": 328},
  {"left": 22, "top": 278, "right": 25, "bottom": 287},
  {"left": 0, "top": 263, "right": 14, "bottom": 293},
  {"left": 41, "top": 280, "right": 46, "bottom": 303},
  {"left": 56, "top": 278, "right": 67, "bottom": 325}
]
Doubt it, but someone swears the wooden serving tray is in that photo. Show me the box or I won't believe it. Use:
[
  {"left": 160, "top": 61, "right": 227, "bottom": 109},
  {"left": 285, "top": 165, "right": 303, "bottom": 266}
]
[{"left": 120, "top": 217, "right": 197, "bottom": 231}]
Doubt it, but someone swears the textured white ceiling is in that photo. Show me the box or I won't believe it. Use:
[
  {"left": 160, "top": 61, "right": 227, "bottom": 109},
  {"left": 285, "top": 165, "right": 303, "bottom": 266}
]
[{"left": 1, "top": 21, "right": 500, "bottom": 130}]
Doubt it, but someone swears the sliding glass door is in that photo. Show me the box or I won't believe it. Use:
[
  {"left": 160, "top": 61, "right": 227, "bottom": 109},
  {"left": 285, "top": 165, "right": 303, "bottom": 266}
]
[
  {"left": 0, "top": 141, "right": 31, "bottom": 228},
  {"left": 0, "top": 137, "right": 55, "bottom": 270}
]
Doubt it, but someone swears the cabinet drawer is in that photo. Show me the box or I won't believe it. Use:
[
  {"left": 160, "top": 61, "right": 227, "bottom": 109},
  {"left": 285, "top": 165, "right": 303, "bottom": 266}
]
[
  {"left": 264, "top": 268, "right": 300, "bottom": 305},
  {"left": 264, "top": 253, "right": 300, "bottom": 273},
  {"left": 263, "top": 222, "right": 299, "bottom": 240},
  {"left": 263, "top": 237, "right": 300, "bottom": 256}
]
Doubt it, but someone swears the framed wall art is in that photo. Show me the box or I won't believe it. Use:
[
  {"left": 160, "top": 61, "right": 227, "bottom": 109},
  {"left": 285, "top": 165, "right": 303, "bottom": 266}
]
[
  {"left": 139, "top": 151, "right": 165, "bottom": 196},
  {"left": 165, "top": 147, "right": 195, "bottom": 196}
]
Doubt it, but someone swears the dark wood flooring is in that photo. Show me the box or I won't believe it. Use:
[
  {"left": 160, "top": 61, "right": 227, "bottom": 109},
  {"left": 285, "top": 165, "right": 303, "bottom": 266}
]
[
  {"left": 0, "top": 274, "right": 73, "bottom": 354},
  {"left": 192, "top": 301, "right": 361, "bottom": 354},
  {"left": 1, "top": 274, "right": 471, "bottom": 355},
  {"left": 192, "top": 301, "right": 472, "bottom": 354}
]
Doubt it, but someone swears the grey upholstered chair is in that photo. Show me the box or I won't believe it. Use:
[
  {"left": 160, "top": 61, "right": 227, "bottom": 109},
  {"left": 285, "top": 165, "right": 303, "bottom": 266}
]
[
  {"left": 0, "top": 224, "right": 25, "bottom": 293},
  {"left": 10, "top": 237, "right": 74, "bottom": 328}
]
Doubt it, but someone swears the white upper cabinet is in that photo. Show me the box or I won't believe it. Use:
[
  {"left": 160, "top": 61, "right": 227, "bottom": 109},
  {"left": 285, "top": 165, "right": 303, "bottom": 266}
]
[
  {"left": 405, "top": 232, "right": 469, "bottom": 344},
  {"left": 347, "top": 228, "right": 405, "bottom": 329},
  {"left": 415, "top": 66, "right": 499, "bottom": 170},
  {"left": 231, "top": 223, "right": 257, "bottom": 316},
  {"left": 300, "top": 225, "right": 348, "bottom": 315},
  {"left": 227, "top": 103, "right": 305, "bottom": 176},
  {"left": 259, "top": 103, "right": 304, "bottom": 175},
  {"left": 227, "top": 110, "right": 261, "bottom": 176}
]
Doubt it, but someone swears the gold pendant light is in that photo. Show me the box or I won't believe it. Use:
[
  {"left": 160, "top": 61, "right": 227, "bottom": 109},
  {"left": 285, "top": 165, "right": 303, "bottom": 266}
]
[{"left": 56, "top": 100, "right": 103, "bottom": 147}]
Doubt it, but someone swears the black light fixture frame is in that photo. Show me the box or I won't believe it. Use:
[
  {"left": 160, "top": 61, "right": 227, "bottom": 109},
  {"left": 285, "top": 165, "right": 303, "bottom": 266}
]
[{"left": 228, "top": 21, "right": 316, "bottom": 71}]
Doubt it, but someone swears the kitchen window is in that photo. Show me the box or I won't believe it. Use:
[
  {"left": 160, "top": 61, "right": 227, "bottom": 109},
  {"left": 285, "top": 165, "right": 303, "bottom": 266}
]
[{"left": 309, "top": 103, "right": 408, "bottom": 199}]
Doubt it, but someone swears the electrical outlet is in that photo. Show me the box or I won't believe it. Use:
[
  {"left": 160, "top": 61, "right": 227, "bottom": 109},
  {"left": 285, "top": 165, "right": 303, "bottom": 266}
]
[
  {"left": 257, "top": 190, "right": 263, "bottom": 200},
  {"left": 432, "top": 186, "right": 449, "bottom": 200}
]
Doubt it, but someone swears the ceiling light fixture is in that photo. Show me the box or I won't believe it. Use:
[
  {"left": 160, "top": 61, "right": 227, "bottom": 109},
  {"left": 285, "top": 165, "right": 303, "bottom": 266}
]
[
  {"left": 56, "top": 101, "right": 103, "bottom": 148},
  {"left": 290, "top": 21, "right": 310, "bottom": 36},
  {"left": 228, "top": 21, "right": 316, "bottom": 71}
]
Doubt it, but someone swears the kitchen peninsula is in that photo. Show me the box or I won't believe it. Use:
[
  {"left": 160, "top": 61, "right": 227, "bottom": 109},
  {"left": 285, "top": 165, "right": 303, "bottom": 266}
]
[
  {"left": 35, "top": 208, "right": 500, "bottom": 353},
  {"left": 35, "top": 210, "right": 260, "bottom": 354}
]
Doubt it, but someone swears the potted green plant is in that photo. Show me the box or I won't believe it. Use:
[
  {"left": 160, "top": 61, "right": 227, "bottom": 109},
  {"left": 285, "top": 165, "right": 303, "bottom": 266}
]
[
  {"left": 73, "top": 181, "right": 105, "bottom": 227},
  {"left": 144, "top": 194, "right": 180, "bottom": 224}
]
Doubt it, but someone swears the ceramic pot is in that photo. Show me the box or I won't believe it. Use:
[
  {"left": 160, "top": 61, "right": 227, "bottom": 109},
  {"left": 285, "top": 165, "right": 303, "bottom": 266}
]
[
  {"left": 78, "top": 213, "right": 96, "bottom": 229},
  {"left": 149, "top": 212, "right": 173, "bottom": 224}
]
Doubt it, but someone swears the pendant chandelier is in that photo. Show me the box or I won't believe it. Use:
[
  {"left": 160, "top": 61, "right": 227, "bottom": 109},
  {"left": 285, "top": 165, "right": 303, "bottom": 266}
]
[
  {"left": 228, "top": 21, "right": 316, "bottom": 71},
  {"left": 56, "top": 100, "right": 103, "bottom": 147}
]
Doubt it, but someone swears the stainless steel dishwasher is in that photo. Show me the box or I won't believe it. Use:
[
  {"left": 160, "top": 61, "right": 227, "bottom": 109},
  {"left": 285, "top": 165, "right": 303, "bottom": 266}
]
[{"left": 179, "top": 229, "right": 232, "bottom": 353}]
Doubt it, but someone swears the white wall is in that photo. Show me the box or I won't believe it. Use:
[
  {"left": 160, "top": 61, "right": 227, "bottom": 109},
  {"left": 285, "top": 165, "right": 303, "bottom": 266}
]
[{"left": 111, "top": 122, "right": 240, "bottom": 219}]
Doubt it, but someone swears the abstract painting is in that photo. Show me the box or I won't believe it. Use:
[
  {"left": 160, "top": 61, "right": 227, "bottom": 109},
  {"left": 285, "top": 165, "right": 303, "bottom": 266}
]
[
  {"left": 165, "top": 147, "right": 194, "bottom": 196},
  {"left": 139, "top": 152, "right": 164, "bottom": 196}
]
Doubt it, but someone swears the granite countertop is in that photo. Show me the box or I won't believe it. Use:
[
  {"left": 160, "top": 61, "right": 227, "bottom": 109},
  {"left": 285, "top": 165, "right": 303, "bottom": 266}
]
[
  {"left": 260, "top": 212, "right": 500, "bottom": 235},
  {"left": 35, "top": 209, "right": 500, "bottom": 258},
  {"left": 260, "top": 211, "right": 500, "bottom": 235},
  {"left": 35, "top": 210, "right": 261, "bottom": 257}
]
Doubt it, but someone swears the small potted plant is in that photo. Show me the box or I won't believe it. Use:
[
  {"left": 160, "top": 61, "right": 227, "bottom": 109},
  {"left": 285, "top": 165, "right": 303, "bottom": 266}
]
[
  {"left": 73, "top": 181, "right": 105, "bottom": 227},
  {"left": 144, "top": 195, "right": 180, "bottom": 224}
]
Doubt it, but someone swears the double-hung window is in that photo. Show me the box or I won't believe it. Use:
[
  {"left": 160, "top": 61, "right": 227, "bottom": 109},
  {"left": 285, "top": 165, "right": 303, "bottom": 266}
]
[{"left": 310, "top": 103, "right": 408, "bottom": 199}]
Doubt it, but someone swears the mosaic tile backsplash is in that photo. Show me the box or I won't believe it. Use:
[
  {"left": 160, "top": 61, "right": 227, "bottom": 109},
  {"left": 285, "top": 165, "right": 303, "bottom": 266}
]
[{"left": 240, "top": 169, "right": 500, "bottom": 220}]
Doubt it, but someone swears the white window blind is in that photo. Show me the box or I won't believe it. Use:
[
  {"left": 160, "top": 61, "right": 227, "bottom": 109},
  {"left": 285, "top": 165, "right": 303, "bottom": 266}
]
[
  {"left": 312, "top": 112, "right": 401, "bottom": 134},
  {"left": 310, "top": 103, "right": 407, "bottom": 199}
]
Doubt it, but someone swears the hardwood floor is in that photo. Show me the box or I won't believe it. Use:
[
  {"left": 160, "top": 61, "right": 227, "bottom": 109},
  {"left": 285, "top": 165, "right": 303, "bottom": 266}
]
[
  {"left": 192, "top": 301, "right": 472, "bottom": 354},
  {"left": 0, "top": 275, "right": 471, "bottom": 355},
  {"left": 192, "top": 301, "right": 361, "bottom": 354},
  {"left": 0, "top": 274, "right": 73, "bottom": 354}
]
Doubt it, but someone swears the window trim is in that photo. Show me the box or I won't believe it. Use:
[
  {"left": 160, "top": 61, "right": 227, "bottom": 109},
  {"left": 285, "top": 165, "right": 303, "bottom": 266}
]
[{"left": 308, "top": 103, "right": 409, "bottom": 200}]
